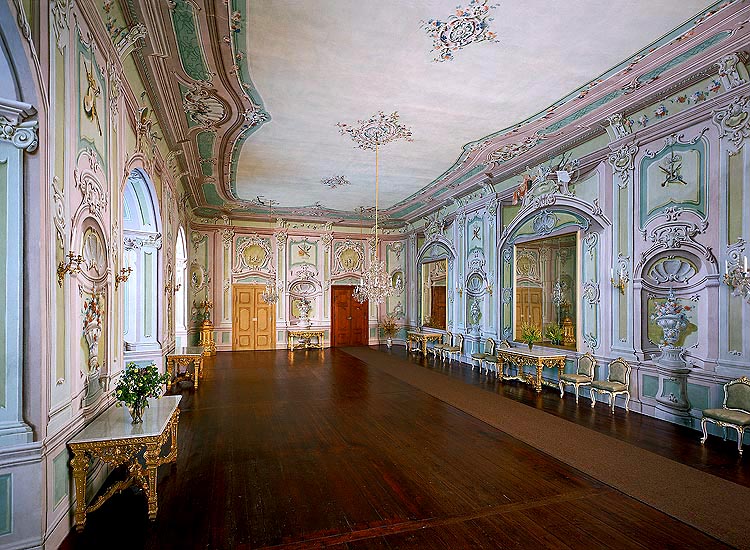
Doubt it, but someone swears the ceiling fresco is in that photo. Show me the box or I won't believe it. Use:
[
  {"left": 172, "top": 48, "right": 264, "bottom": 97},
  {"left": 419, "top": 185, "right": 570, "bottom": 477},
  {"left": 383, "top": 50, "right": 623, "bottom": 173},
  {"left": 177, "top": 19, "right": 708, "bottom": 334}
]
[{"left": 105, "top": 0, "right": 741, "bottom": 225}]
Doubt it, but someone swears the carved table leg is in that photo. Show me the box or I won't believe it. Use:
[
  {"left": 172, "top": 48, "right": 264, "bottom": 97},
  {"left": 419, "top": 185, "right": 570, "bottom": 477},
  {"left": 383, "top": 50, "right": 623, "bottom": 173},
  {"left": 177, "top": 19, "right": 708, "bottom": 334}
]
[
  {"left": 70, "top": 451, "right": 89, "bottom": 532},
  {"left": 535, "top": 364, "right": 543, "bottom": 393},
  {"left": 193, "top": 358, "right": 200, "bottom": 389},
  {"left": 166, "top": 358, "right": 174, "bottom": 391},
  {"left": 143, "top": 443, "right": 160, "bottom": 520},
  {"left": 422, "top": 338, "right": 427, "bottom": 356}
]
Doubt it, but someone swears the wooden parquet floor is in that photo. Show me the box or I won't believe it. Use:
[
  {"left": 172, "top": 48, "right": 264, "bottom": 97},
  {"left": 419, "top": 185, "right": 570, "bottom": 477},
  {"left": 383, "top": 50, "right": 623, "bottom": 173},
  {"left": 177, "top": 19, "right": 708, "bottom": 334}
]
[{"left": 60, "top": 348, "right": 737, "bottom": 549}]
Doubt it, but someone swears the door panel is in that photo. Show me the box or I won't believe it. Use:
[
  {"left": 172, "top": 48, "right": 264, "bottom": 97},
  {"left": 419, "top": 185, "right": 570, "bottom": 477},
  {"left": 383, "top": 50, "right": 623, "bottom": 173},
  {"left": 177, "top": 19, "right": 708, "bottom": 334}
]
[
  {"left": 430, "top": 286, "right": 446, "bottom": 330},
  {"left": 331, "top": 286, "right": 368, "bottom": 347},
  {"left": 515, "top": 288, "right": 543, "bottom": 336},
  {"left": 233, "top": 284, "right": 275, "bottom": 350}
]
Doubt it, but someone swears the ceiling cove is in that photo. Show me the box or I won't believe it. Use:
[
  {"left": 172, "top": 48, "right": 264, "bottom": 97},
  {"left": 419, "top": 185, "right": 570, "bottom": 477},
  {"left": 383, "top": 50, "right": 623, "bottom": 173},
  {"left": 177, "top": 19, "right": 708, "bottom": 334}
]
[{"left": 103, "top": 0, "right": 744, "bottom": 225}]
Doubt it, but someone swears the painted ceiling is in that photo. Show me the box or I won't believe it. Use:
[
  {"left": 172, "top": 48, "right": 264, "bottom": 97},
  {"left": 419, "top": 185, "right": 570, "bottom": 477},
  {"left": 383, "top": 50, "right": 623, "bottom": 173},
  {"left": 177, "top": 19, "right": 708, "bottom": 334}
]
[{"left": 234, "top": 0, "right": 714, "bottom": 215}]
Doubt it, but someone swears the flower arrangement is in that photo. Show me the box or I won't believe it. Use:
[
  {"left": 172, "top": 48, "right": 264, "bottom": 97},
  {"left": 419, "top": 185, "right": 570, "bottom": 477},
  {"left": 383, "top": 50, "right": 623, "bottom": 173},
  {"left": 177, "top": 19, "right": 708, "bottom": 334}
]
[
  {"left": 520, "top": 322, "right": 542, "bottom": 348},
  {"left": 650, "top": 292, "right": 691, "bottom": 320},
  {"left": 81, "top": 295, "right": 102, "bottom": 330},
  {"left": 115, "top": 362, "right": 170, "bottom": 424},
  {"left": 379, "top": 315, "right": 398, "bottom": 338},
  {"left": 545, "top": 323, "right": 564, "bottom": 346}
]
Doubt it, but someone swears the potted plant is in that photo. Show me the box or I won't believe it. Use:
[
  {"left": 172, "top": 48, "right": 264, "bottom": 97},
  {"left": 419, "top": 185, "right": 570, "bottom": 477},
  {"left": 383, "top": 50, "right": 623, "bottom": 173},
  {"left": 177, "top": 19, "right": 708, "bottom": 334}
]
[
  {"left": 379, "top": 315, "right": 398, "bottom": 348},
  {"left": 115, "top": 362, "right": 170, "bottom": 424},
  {"left": 520, "top": 322, "right": 541, "bottom": 350},
  {"left": 545, "top": 323, "right": 564, "bottom": 346}
]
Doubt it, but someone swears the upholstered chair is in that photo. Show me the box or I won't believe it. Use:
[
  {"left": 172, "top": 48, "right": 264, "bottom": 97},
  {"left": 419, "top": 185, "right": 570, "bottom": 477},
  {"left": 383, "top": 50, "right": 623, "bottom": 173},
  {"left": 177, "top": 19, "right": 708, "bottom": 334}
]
[
  {"left": 442, "top": 333, "right": 464, "bottom": 363},
  {"left": 559, "top": 353, "right": 597, "bottom": 404},
  {"left": 429, "top": 332, "right": 452, "bottom": 360},
  {"left": 483, "top": 339, "right": 511, "bottom": 377},
  {"left": 470, "top": 338, "right": 495, "bottom": 371},
  {"left": 701, "top": 376, "right": 750, "bottom": 455},
  {"left": 590, "top": 357, "right": 631, "bottom": 413}
]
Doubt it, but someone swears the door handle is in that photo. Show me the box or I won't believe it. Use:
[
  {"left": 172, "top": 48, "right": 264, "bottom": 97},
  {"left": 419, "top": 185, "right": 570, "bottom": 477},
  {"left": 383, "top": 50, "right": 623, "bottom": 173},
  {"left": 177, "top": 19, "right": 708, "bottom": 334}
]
[{"left": 347, "top": 316, "right": 352, "bottom": 320}]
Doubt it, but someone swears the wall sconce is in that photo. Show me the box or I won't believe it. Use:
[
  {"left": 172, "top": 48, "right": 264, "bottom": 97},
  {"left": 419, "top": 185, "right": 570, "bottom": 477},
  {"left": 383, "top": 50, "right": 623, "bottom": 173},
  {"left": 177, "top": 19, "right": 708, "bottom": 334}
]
[
  {"left": 724, "top": 256, "right": 750, "bottom": 304},
  {"left": 610, "top": 267, "right": 628, "bottom": 295},
  {"left": 57, "top": 251, "right": 83, "bottom": 287},
  {"left": 115, "top": 267, "right": 132, "bottom": 290},
  {"left": 485, "top": 282, "right": 494, "bottom": 296}
]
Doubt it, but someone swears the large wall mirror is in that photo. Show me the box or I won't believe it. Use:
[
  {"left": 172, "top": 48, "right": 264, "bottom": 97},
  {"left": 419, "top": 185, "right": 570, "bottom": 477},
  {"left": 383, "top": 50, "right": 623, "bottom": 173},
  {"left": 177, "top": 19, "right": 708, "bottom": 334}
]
[
  {"left": 514, "top": 233, "right": 578, "bottom": 350},
  {"left": 420, "top": 259, "right": 447, "bottom": 330}
]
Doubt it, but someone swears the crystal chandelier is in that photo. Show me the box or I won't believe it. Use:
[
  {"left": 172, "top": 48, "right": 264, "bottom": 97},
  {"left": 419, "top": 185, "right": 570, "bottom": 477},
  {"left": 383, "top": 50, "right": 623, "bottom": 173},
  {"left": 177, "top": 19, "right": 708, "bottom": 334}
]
[
  {"left": 259, "top": 197, "right": 280, "bottom": 304},
  {"left": 338, "top": 112, "right": 412, "bottom": 304}
]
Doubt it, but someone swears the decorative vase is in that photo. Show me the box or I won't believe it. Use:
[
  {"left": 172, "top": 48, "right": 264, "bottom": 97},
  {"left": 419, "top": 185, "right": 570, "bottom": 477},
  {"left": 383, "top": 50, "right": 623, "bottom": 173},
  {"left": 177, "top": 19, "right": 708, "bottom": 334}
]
[
  {"left": 655, "top": 314, "right": 688, "bottom": 346},
  {"left": 386, "top": 337, "right": 393, "bottom": 348},
  {"left": 128, "top": 399, "right": 146, "bottom": 424},
  {"left": 527, "top": 342, "right": 533, "bottom": 350}
]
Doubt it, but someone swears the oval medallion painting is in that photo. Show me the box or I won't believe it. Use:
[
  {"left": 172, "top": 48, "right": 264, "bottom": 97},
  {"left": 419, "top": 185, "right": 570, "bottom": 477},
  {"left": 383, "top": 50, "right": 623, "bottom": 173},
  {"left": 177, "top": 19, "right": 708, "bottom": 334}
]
[{"left": 243, "top": 244, "right": 267, "bottom": 268}]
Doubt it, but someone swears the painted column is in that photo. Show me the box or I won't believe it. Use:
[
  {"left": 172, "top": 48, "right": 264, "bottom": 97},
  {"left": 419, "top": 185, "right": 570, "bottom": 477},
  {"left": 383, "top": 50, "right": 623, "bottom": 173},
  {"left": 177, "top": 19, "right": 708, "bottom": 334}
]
[{"left": 0, "top": 99, "right": 37, "bottom": 445}]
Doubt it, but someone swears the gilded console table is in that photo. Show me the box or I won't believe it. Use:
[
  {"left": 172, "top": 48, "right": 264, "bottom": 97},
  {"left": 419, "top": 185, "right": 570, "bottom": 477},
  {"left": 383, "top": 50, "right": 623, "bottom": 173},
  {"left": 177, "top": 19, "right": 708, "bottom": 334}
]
[
  {"left": 166, "top": 346, "right": 204, "bottom": 390},
  {"left": 497, "top": 347, "right": 567, "bottom": 393},
  {"left": 68, "top": 395, "right": 181, "bottom": 531},
  {"left": 288, "top": 330, "right": 325, "bottom": 350},
  {"left": 407, "top": 331, "right": 443, "bottom": 355}
]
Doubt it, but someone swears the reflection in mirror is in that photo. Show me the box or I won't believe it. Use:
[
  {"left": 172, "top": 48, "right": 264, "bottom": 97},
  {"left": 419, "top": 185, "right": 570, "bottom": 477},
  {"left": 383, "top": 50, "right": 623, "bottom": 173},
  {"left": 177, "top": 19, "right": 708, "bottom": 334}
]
[
  {"left": 421, "top": 259, "right": 446, "bottom": 330},
  {"left": 514, "top": 233, "right": 577, "bottom": 350}
]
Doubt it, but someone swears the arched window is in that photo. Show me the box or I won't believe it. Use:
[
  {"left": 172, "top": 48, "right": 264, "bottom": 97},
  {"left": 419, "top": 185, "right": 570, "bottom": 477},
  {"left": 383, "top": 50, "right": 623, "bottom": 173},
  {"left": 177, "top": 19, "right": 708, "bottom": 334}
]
[
  {"left": 123, "top": 169, "right": 162, "bottom": 360},
  {"left": 175, "top": 227, "right": 188, "bottom": 347}
]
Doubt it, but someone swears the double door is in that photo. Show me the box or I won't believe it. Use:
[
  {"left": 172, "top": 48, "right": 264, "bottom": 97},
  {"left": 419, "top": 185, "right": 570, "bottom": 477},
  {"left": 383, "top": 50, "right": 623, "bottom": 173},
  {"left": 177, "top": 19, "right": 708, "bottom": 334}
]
[
  {"left": 232, "top": 284, "right": 275, "bottom": 350},
  {"left": 331, "top": 286, "right": 369, "bottom": 347}
]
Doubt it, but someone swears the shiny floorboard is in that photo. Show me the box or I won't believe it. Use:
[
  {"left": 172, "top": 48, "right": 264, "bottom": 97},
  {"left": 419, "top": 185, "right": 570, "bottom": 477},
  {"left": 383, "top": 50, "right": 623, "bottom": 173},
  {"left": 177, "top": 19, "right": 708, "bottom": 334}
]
[{"left": 60, "top": 348, "right": 736, "bottom": 549}]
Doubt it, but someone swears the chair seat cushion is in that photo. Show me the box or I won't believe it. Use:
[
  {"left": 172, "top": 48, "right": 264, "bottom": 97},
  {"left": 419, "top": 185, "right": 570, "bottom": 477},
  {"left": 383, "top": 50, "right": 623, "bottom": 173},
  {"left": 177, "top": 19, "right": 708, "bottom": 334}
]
[
  {"left": 471, "top": 353, "right": 487, "bottom": 360},
  {"left": 432, "top": 344, "right": 446, "bottom": 349},
  {"left": 444, "top": 346, "right": 460, "bottom": 352},
  {"left": 702, "top": 408, "right": 750, "bottom": 426},
  {"left": 484, "top": 356, "right": 499, "bottom": 363},
  {"left": 561, "top": 374, "right": 592, "bottom": 383},
  {"left": 591, "top": 381, "right": 627, "bottom": 392}
]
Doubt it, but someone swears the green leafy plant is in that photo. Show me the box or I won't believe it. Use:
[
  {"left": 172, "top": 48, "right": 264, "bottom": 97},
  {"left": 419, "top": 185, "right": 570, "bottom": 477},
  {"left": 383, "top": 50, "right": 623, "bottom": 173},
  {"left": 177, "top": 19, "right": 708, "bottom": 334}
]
[
  {"left": 545, "top": 323, "right": 564, "bottom": 345},
  {"left": 520, "top": 322, "right": 542, "bottom": 346},
  {"left": 379, "top": 314, "right": 398, "bottom": 338},
  {"left": 115, "top": 362, "right": 169, "bottom": 412}
]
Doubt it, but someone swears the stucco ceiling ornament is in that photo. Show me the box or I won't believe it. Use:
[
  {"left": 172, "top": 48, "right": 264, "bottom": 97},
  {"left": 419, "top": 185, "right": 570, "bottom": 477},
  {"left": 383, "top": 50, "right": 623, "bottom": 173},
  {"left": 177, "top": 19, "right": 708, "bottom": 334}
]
[
  {"left": 183, "top": 82, "right": 226, "bottom": 129},
  {"left": 321, "top": 175, "right": 350, "bottom": 189},
  {"left": 486, "top": 133, "right": 544, "bottom": 167},
  {"left": 421, "top": 0, "right": 500, "bottom": 62},
  {"left": 715, "top": 53, "right": 748, "bottom": 91},
  {"left": 52, "top": 177, "right": 65, "bottom": 248}
]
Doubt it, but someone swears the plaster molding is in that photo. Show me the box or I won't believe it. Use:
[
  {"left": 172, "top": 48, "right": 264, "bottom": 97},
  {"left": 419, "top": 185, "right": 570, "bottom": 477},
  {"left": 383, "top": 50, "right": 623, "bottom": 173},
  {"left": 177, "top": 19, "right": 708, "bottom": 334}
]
[
  {"left": 607, "top": 142, "right": 638, "bottom": 189},
  {"left": 0, "top": 99, "right": 38, "bottom": 152},
  {"left": 712, "top": 93, "right": 750, "bottom": 149}
]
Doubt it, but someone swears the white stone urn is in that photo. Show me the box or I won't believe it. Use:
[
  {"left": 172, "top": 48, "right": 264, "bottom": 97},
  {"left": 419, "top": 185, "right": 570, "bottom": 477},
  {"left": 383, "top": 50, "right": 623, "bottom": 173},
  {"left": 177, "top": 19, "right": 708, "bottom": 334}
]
[
  {"left": 83, "top": 322, "right": 102, "bottom": 372},
  {"left": 297, "top": 298, "right": 312, "bottom": 329},
  {"left": 386, "top": 337, "right": 393, "bottom": 348},
  {"left": 650, "top": 289, "right": 691, "bottom": 369}
]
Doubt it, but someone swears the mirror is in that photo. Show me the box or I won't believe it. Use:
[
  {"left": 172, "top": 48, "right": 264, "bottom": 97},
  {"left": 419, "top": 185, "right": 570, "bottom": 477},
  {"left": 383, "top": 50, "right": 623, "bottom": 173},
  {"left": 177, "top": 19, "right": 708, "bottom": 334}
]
[
  {"left": 514, "top": 233, "right": 577, "bottom": 350},
  {"left": 420, "top": 259, "right": 447, "bottom": 330}
]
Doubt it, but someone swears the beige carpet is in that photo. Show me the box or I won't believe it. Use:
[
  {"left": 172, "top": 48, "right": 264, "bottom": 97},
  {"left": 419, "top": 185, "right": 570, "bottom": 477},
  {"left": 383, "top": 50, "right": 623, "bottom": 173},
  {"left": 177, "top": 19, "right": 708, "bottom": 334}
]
[{"left": 342, "top": 346, "right": 750, "bottom": 550}]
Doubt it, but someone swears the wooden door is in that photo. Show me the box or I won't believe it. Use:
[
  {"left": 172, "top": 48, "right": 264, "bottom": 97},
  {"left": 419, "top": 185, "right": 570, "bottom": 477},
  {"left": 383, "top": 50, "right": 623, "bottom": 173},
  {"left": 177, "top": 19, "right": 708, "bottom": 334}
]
[
  {"left": 430, "top": 286, "right": 446, "bottom": 330},
  {"left": 232, "top": 284, "right": 276, "bottom": 350},
  {"left": 331, "top": 286, "right": 369, "bottom": 347},
  {"left": 515, "top": 287, "right": 543, "bottom": 336}
]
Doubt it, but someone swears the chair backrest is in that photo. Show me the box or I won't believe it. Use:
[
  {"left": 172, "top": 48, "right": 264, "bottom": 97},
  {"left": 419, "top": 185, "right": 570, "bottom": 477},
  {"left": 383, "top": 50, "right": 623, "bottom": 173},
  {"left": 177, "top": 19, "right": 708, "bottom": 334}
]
[
  {"left": 724, "top": 376, "right": 750, "bottom": 413},
  {"left": 484, "top": 338, "right": 496, "bottom": 355},
  {"left": 443, "top": 331, "right": 453, "bottom": 346},
  {"left": 607, "top": 358, "right": 631, "bottom": 385},
  {"left": 453, "top": 333, "right": 464, "bottom": 350},
  {"left": 577, "top": 353, "right": 597, "bottom": 377}
]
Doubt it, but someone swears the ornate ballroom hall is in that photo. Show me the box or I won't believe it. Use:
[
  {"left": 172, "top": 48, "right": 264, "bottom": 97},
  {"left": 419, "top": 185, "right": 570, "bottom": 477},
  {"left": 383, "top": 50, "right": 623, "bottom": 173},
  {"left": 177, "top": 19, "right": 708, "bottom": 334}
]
[{"left": 1, "top": 0, "right": 750, "bottom": 548}]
